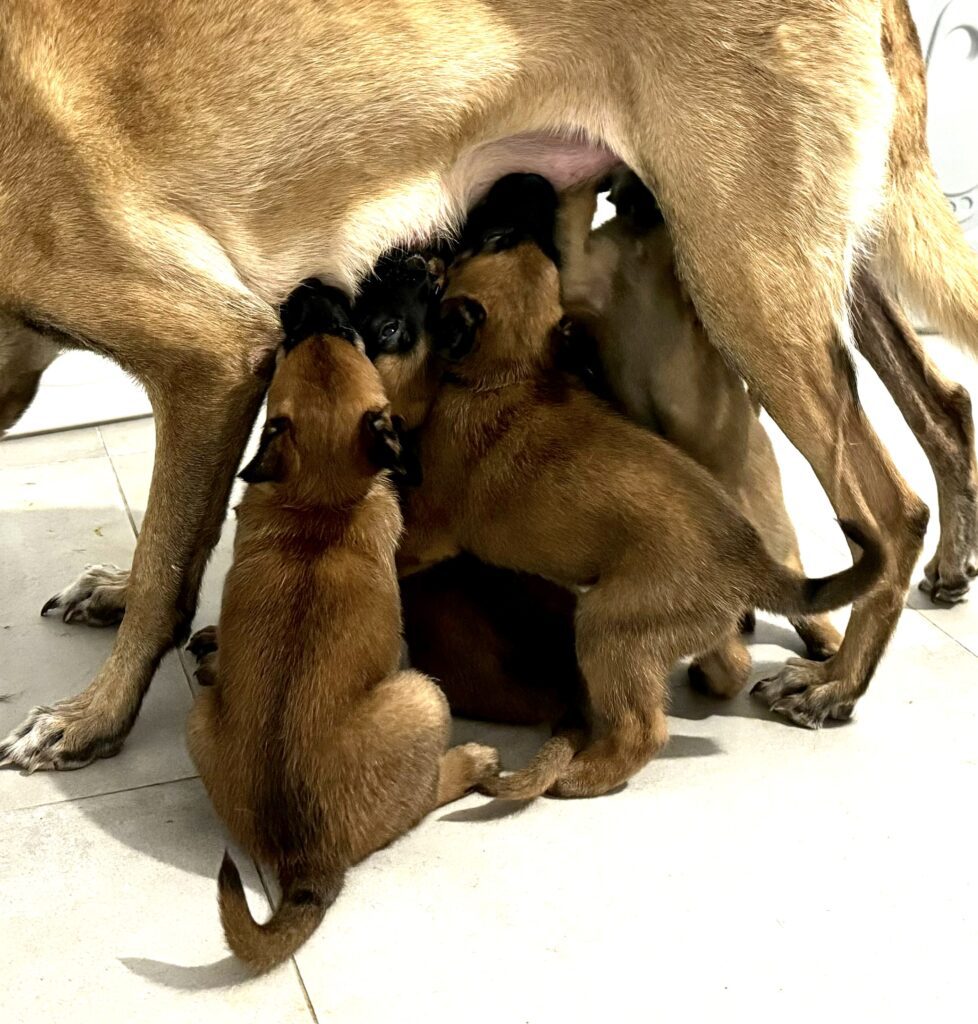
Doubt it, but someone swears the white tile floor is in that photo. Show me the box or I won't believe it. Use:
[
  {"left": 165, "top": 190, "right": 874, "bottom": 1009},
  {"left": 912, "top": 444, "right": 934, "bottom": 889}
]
[{"left": 2, "top": 339, "right": 977, "bottom": 1023}]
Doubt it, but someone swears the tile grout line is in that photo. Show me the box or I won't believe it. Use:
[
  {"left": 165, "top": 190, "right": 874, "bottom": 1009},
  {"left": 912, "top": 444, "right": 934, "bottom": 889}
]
[
  {"left": 292, "top": 960, "right": 321, "bottom": 1023},
  {"left": 97, "top": 425, "right": 140, "bottom": 539},
  {"left": 7, "top": 772, "right": 200, "bottom": 813},
  {"left": 903, "top": 601, "right": 978, "bottom": 660},
  {"left": 253, "top": 860, "right": 319, "bottom": 1020}
]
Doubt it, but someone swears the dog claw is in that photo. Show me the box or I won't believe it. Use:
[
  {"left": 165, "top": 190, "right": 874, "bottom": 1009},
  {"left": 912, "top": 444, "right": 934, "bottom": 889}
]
[
  {"left": 752, "top": 658, "right": 856, "bottom": 729},
  {"left": 0, "top": 705, "right": 121, "bottom": 772},
  {"left": 39, "top": 564, "right": 129, "bottom": 627}
]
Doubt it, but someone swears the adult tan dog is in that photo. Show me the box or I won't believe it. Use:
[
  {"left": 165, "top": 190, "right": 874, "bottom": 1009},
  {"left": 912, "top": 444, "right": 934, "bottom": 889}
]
[
  {"left": 390, "top": 231, "right": 884, "bottom": 797},
  {"left": 185, "top": 284, "right": 498, "bottom": 972},
  {"left": 1, "top": 0, "right": 976, "bottom": 769}
]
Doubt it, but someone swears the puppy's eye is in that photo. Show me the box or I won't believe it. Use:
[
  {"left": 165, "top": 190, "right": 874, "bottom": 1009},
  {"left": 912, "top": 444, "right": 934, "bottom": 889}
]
[{"left": 379, "top": 322, "right": 400, "bottom": 341}]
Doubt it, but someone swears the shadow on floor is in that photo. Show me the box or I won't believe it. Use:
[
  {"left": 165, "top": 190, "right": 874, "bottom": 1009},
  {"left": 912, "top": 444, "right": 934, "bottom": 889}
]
[{"left": 120, "top": 954, "right": 253, "bottom": 991}]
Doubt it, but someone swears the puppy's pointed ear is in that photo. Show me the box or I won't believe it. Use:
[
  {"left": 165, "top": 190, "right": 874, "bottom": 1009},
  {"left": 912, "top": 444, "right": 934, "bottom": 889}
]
[
  {"left": 432, "top": 297, "right": 486, "bottom": 362},
  {"left": 361, "top": 408, "right": 414, "bottom": 481},
  {"left": 239, "top": 416, "right": 291, "bottom": 484}
]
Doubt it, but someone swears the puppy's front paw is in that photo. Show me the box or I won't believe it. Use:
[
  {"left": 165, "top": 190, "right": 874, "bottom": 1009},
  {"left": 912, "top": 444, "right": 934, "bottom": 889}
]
[
  {"left": 186, "top": 625, "right": 219, "bottom": 662},
  {"left": 41, "top": 564, "right": 128, "bottom": 626}
]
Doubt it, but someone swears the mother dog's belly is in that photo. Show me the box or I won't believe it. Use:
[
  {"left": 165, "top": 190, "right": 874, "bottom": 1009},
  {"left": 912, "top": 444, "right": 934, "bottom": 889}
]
[{"left": 234, "top": 132, "right": 620, "bottom": 302}]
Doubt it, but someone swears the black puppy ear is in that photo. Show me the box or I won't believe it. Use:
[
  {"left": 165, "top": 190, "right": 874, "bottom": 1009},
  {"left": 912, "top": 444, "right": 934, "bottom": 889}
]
[
  {"left": 361, "top": 408, "right": 411, "bottom": 479},
  {"left": 432, "top": 297, "right": 486, "bottom": 362},
  {"left": 279, "top": 279, "right": 359, "bottom": 349},
  {"left": 239, "top": 416, "right": 291, "bottom": 484}
]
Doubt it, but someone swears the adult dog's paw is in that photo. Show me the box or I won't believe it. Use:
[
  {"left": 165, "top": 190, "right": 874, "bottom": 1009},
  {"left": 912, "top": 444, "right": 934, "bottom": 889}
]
[
  {"left": 919, "top": 552, "right": 976, "bottom": 606},
  {"left": 751, "top": 658, "right": 855, "bottom": 729},
  {"left": 41, "top": 564, "right": 129, "bottom": 626},
  {"left": 0, "top": 702, "right": 124, "bottom": 772}
]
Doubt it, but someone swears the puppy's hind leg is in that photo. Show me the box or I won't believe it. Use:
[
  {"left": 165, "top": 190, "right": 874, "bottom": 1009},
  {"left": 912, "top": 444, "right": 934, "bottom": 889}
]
[
  {"left": 436, "top": 743, "right": 501, "bottom": 807},
  {"left": 689, "top": 631, "right": 751, "bottom": 700},
  {"left": 547, "top": 586, "right": 671, "bottom": 799}
]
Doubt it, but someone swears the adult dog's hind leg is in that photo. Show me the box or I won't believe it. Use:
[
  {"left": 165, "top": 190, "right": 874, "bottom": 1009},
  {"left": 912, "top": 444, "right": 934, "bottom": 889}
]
[
  {"left": 689, "top": 631, "right": 752, "bottom": 700},
  {"left": 738, "top": 421, "right": 842, "bottom": 662},
  {"left": 618, "top": 86, "right": 925, "bottom": 729},
  {"left": 851, "top": 276, "right": 978, "bottom": 604},
  {"left": 0, "top": 311, "right": 272, "bottom": 771}
]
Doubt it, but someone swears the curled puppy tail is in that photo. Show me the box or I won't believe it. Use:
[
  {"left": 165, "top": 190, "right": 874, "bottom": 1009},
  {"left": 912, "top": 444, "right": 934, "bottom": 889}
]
[
  {"left": 218, "top": 851, "right": 344, "bottom": 973},
  {"left": 755, "top": 520, "right": 885, "bottom": 617},
  {"left": 480, "top": 727, "right": 586, "bottom": 800}
]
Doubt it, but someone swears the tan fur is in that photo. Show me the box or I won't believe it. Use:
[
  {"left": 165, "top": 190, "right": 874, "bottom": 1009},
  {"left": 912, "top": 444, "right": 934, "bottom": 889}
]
[
  {"left": 1, "top": 0, "right": 976, "bottom": 766},
  {"left": 0, "top": 315, "right": 59, "bottom": 435},
  {"left": 558, "top": 182, "right": 842, "bottom": 664},
  {"left": 185, "top": 330, "right": 497, "bottom": 971},
  {"left": 387, "top": 243, "right": 883, "bottom": 797}
]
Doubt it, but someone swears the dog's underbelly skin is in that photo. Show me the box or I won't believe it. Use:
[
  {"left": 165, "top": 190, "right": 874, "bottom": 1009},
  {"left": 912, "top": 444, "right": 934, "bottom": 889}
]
[{"left": 228, "top": 133, "right": 620, "bottom": 304}]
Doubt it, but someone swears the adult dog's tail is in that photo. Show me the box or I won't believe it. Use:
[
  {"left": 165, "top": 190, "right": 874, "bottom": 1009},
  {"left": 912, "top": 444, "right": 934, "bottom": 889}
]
[
  {"left": 480, "top": 727, "right": 586, "bottom": 801},
  {"left": 217, "top": 851, "right": 344, "bottom": 973},
  {"left": 876, "top": 0, "right": 978, "bottom": 357},
  {"left": 881, "top": 164, "right": 978, "bottom": 359},
  {"left": 754, "top": 520, "right": 885, "bottom": 617}
]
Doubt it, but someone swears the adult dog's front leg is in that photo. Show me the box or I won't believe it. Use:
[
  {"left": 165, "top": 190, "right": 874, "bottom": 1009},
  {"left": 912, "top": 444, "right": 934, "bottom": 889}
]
[
  {"left": 851, "top": 277, "right": 978, "bottom": 605},
  {"left": 0, "top": 351, "right": 268, "bottom": 770}
]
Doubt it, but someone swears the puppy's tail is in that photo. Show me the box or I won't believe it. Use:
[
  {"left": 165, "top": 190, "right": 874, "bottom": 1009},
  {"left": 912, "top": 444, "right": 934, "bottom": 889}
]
[
  {"left": 480, "top": 727, "right": 586, "bottom": 801},
  {"left": 754, "top": 520, "right": 885, "bottom": 617},
  {"left": 217, "top": 851, "right": 344, "bottom": 973}
]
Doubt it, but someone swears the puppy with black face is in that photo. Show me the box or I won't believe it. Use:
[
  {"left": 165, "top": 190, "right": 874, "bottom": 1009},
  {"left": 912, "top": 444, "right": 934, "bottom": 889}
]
[
  {"left": 185, "top": 281, "right": 498, "bottom": 972},
  {"left": 352, "top": 253, "right": 445, "bottom": 432},
  {"left": 392, "top": 174, "right": 884, "bottom": 800}
]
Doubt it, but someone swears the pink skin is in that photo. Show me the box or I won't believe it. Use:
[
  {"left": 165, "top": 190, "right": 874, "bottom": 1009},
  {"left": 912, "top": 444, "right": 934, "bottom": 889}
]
[{"left": 455, "top": 131, "right": 622, "bottom": 202}]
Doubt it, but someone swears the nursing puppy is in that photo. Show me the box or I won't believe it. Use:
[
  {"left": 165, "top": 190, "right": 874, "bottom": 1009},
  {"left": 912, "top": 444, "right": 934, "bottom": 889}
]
[
  {"left": 560, "top": 170, "right": 978, "bottom": 614},
  {"left": 353, "top": 256, "right": 581, "bottom": 727},
  {"left": 389, "top": 193, "right": 884, "bottom": 799},
  {"left": 558, "top": 172, "right": 842, "bottom": 661},
  {"left": 185, "top": 284, "right": 498, "bottom": 972}
]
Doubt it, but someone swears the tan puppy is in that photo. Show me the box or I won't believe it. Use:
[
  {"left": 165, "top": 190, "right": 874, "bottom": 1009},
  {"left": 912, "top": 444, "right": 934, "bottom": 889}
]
[
  {"left": 388, "top": 233, "right": 884, "bottom": 799},
  {"left": 560, "top": 171, "right": 978, "bottom": 611},
  {"left": 3, "top": 0, "right": 976, "bottom": 768},
  {"left": 558, "top": 172, "right": 843, "bottom": 662},
  {"left": 185, "top": 284, "right": 498, "bottom": 972},
  {"left": 400, "top": 555, "right": 581, "bottom": 726}
]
